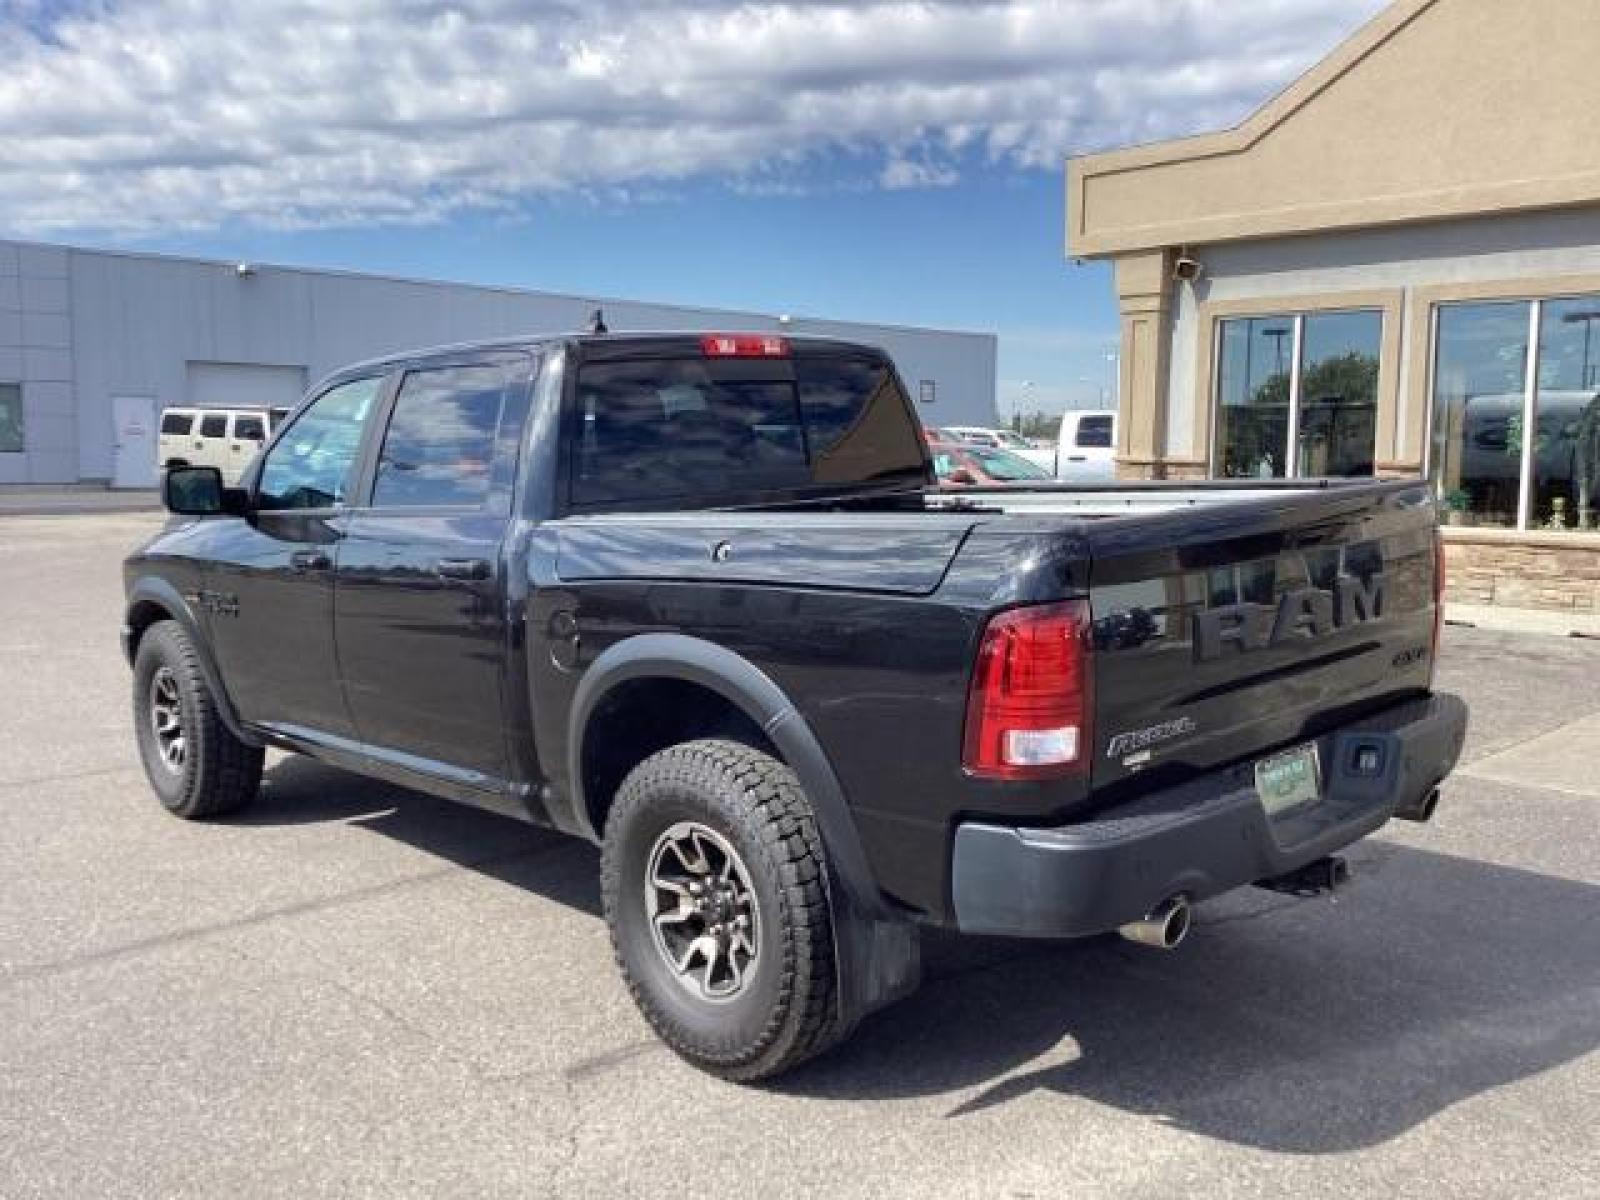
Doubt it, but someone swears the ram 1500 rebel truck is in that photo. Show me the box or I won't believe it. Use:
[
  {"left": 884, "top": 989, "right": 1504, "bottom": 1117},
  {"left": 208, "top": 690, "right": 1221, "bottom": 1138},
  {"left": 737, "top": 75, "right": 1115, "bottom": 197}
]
[{"left": 124, "top": 332, "right": 1468, "bottom": 1080}]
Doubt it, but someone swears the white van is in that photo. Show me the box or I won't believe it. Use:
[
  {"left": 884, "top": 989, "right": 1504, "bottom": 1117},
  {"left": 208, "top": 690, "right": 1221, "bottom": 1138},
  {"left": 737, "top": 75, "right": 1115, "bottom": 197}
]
[
  {"left": 158, "top": 406, "right": 287, "bottom": 486},
  {"left": 1055, "top": 410, "right": 1117, "bottom": 480}
]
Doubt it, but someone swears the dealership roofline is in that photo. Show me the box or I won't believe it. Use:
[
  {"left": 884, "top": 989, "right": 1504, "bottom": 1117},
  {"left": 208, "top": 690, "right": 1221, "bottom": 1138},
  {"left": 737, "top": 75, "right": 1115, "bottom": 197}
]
[
  {"left": 1066, "top": 0, "right": 1600, "bottom": 258},
  {"left": 5, "top": 234, "right": 996, "bottom": 344}
]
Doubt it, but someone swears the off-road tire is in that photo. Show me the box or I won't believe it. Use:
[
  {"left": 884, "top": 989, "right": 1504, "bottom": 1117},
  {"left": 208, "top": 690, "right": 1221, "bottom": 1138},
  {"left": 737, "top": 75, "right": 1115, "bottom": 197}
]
[
  {"left": 132, "top": 620, "right": 263, "bottom": 819},
  {"left": 601, "top": 739, "right": 842, "bottom": 1081}
]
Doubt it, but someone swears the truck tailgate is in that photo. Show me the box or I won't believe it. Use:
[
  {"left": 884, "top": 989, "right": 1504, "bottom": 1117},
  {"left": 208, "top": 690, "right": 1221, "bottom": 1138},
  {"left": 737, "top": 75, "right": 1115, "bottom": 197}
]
[{"left": 1085, "top": 481, "right": 1438, "bottom": 794}]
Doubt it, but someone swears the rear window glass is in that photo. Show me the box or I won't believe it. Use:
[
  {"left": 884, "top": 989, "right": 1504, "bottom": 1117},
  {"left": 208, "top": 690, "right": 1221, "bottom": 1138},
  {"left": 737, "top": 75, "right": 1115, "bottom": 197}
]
[
  {"left": 199, "top": 414, "right": 228, "bottom": 438},
  {"left": 160, "top": 412, "right": 193, "bottom": 435},
  {"left": 1075, "top": 415, "right": 1114, "bottom": 448},
  {"left": 371, "top": 364, "right": 511, "bottom": 508},
  {"left": 570, "top": 354, "right": 925, "bottom": 507}
]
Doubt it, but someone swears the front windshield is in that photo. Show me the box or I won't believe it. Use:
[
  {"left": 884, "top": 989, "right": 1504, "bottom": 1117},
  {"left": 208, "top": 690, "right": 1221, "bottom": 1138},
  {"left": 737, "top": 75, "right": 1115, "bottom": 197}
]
[
  {"left": 971, "top": 446, "right": 1051, "bottom": 481},
  {"left": 993, "top": 430, "right": 1029, "bottom": 449}
]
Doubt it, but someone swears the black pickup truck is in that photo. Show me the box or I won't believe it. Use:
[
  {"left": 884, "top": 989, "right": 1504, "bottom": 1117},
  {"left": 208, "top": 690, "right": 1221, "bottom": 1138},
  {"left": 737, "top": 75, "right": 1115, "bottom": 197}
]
[{"left": 123, "top": 331, "right": 1467, "bottom": 1080}]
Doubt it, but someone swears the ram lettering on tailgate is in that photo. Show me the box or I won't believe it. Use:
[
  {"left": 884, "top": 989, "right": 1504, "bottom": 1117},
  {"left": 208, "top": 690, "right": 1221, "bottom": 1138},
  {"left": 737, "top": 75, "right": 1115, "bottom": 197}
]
[{"left": 1192, "top": 574, "right": 1384, "bottom": 661}]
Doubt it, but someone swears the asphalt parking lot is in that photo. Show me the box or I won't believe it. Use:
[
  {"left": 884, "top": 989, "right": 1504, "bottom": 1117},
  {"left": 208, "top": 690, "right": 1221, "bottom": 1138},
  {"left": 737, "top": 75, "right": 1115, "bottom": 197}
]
[{"left": 3, "top": 512, "right": 1597, "bottom": 1199}]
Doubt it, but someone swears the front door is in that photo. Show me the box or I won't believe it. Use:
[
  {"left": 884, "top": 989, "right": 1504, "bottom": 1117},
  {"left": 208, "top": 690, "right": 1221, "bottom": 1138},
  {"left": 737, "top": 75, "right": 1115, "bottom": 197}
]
[
  {"left": 205, "top": 375, "right": 386, "bottom": 741},
  {"left": 112, "top": 396, "right": 157, "bottom": 488},
  {"left": 334, "top": 356, "right": 531, "bottom": 786}
]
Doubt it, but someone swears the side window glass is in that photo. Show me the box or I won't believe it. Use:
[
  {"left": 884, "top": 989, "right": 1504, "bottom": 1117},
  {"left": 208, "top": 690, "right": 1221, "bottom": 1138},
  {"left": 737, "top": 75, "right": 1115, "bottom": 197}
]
[
  {"left": 370, "top": 364, "right": 509, "bottom": 508},
  {"left": 233, "top": 416, "right": 265, "bottom": 441},
  {"left": 1076, "top": 416, "right": 1113, "bottom": 448},
  {"left": 258, "top": 377, "right": 381, "bottom": 510},
  {"left": 199, "top": 414, "right": 228, "bottom": 438},
  {"left": 160, "top": 412, "right": 193, "bottom": 435}
]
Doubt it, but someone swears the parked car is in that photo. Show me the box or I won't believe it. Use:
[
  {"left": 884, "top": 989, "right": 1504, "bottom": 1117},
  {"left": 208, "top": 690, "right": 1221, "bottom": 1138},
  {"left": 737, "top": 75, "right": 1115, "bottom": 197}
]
[
  {"left": 1055, "top": 409, "right": 1118, "bottom": 480},
  {"left": 124, "top": 331, "right": 1466, "bottom": 1082},
  {"left": 920, "top": 424, "right": 956, "bottom": 444},
  {"left": 158, "top": 406, "right": 288, "bottom": 485},
  {"left": 929, "top": 440, "right": 1053, "bottom": 485},
  {"left": 945, "top": 425, "right": 1058, "bottom": 474}
]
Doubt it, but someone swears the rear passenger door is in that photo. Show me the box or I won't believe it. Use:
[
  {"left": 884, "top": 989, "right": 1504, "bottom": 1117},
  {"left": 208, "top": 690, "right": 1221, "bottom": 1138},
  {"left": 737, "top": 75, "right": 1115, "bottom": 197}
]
[
  {"left": 334, "top": 353, "right": 535, "bottom": 789},
  {"left": 196, "top": 412, "right": 230, "bottom": 472},
  {"left": 226, "top": 412, "right": 267, "bottom": 485},
  {"left": 1059, "top": 414, "right": 1115, "bottom": 479}
]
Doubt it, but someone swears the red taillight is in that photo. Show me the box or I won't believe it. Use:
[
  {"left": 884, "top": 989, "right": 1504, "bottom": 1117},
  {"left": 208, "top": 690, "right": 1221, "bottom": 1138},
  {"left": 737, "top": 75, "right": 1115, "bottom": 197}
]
[
  {"left": 700, "top": 333, "right": 790, "bottom": 358},
  {"left": 963, "top": 600, "right": 1093, "bottom": 780}
]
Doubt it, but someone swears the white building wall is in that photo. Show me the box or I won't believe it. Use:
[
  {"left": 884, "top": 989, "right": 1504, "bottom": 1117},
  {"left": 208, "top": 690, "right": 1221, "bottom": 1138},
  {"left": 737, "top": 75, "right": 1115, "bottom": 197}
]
[
  {"left": 0, "top": 243, "right": 76, "bottom": 484},
  {"left": 1166, "top": 206, "right": 1600, "bottom": 463},
  {"left": 1, "top": 239, "right": 997, "bottom": 483}
]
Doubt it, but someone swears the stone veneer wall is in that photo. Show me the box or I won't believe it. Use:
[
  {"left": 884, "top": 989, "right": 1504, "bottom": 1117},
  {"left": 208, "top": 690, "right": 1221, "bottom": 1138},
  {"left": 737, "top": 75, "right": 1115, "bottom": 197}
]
[{"left": 1443, "top": 532, "right": 1600, "bottom": 614}]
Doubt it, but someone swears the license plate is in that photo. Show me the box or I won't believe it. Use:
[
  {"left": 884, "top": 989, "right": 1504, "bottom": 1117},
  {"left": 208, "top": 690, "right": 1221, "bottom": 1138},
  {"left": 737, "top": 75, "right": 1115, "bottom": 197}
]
[{"left": 1255, "top": 743, "right": 1322, "bottom": 816}]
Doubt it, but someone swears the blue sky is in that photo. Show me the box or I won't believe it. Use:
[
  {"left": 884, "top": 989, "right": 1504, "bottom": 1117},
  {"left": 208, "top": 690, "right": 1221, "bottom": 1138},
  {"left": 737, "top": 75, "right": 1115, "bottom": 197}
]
[
  {"left": 127, "top": 165, "right": 1123, "bottom": 415},
  {"left": 0, "top": 0, "right": 1387, "bottom": 415}
]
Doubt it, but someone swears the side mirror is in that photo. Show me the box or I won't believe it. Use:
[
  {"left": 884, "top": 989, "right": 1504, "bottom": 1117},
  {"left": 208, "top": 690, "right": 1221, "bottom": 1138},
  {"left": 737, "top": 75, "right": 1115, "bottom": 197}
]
[
  {"left": 947, "top": 468, "right": 978, "bottom": 486},
  {"left": 163, "top": 465, "right": 249, "bottom": 516}
]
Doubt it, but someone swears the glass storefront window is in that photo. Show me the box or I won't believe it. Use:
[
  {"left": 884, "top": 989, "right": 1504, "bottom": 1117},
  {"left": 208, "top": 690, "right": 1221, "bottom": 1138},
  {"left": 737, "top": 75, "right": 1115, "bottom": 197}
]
[
  {"left": 1214, "top": 310, "right": 1380, "bottom": 479},
  {"left": 1535, "top": 298, "right": 1600, "bottom": 532},
  {"left": 1431, "top": 302, "right": 1528, "bottom": 529},
  {"left": 1298, "top": 311, "right": 1380, "bottom": 477},
  {"left": 1431, "top": 294, "right": 1600, "bottom": 533},
  {"left": 1215, "top": 315, "right": 1295, "bottom": 478}
]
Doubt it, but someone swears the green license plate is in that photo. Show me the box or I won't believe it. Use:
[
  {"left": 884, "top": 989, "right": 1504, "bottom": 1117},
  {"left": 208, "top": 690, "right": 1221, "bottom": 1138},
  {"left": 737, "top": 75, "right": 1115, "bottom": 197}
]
[{"left": 1254, "top": 743, "right": 1322, "bottom": 816}]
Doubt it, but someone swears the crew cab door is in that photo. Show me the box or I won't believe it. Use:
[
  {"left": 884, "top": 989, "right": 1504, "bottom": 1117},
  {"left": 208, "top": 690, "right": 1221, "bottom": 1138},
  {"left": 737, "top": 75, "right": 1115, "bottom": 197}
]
[
  {"left": 205, "top": 375, "right": 387, "bottom": 739},
  {"left": 332, "top": 353, "right": 534, "bottom": 788}
]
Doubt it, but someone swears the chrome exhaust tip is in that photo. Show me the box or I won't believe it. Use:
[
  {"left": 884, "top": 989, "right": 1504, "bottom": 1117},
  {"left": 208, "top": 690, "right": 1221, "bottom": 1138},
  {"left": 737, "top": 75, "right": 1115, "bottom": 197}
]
[
  {"left": 1395, "top": 788, "right": 1441, "bottom": 823},
  {"left": 1118, "top": 895, "right": 1192, "bottom": 951}
]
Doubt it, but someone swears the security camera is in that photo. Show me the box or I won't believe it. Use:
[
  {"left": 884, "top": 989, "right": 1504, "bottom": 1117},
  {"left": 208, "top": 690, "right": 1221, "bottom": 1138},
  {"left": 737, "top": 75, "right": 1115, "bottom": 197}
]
[
  {"left": 235, "top": 262, "right": 255, "bottom": 278},
  {"left": 1172, "top": 253, "right": 1204, "bottom": 283}
]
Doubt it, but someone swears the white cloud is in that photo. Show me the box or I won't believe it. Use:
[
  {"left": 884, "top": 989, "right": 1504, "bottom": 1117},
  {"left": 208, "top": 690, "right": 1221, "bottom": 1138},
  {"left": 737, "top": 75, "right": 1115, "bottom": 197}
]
[
  {"left": 879, "top": 157, "right": 959, "bottom": 190},
  {"left": 0, "top": 0, "right": 1389, "bottom": 234}
]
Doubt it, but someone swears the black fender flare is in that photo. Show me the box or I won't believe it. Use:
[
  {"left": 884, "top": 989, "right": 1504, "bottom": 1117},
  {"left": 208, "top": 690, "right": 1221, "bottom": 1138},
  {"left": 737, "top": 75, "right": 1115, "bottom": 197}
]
[
  {"left": 122, "top": 577, "right": 261, "bottom": 748},
  {"left": 569, "top": 634, "right": 921, "bottom": 1027},
  {"left": 568, "top": 633, "right": 889, "bottom": 921}
]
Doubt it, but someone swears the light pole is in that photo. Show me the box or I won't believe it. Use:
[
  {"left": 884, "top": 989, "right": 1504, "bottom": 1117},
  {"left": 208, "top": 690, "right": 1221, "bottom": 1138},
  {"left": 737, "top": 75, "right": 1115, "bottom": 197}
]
[
  {"left": 1015, "top": 380, "right": 1034, "bottom": 433},
  {"left": 1563, "top": 310, "right": 1600, "bottom": 389},
  {"left": 1262, "top": 325, "right": 1292, "bottom": 381}
]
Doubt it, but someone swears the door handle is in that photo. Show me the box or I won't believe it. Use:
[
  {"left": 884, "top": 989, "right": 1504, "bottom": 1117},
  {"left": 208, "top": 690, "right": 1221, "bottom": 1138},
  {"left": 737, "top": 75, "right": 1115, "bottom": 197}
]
[
  {"left": 1068, "top": 455, "right": 1087, "bottom": 462},
  {"left": 289, "top": 550, "right": 332, "bottom": 572},
  {"left": 434, "top": 557, "right": 491, "bottom": 581}
]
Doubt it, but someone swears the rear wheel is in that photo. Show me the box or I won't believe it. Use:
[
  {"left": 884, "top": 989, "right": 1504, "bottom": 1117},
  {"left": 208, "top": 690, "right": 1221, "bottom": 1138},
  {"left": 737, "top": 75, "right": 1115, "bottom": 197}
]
[
  {"left": 600, "top": 739, "right": 842, "bottom": 1081},
  {"left": 132, "top": 620, "right": 263, "bottom": 818}
]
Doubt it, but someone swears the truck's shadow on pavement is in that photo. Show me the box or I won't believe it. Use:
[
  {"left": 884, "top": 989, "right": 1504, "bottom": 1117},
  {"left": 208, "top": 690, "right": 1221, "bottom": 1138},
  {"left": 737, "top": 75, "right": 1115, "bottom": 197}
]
[{"left": 249, "top": 759, "right": 1600, "bottom": 1155}]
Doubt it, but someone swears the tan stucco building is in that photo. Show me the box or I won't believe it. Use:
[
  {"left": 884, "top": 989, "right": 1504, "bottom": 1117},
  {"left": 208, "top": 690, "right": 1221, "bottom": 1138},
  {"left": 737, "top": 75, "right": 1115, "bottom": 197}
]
[{"left": 1067, "top": 0, "right": 1600, "bottom": 624}]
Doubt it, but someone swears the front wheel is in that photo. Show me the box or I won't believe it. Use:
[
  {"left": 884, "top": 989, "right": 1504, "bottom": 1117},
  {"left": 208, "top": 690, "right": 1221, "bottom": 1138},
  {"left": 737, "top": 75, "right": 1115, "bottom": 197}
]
[
  {"left": 132, "top": 620, "right": 263, "bottom": 818},
  {"left": 600, "top": 739, "right": 843, "bottom": 1081}
]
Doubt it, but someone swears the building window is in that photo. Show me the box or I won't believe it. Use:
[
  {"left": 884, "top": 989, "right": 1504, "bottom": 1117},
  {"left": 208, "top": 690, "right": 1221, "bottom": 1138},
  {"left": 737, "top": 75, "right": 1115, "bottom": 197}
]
[
  {"left": 1214, "top": 310, "right": 1381, "bottom": 479},
  {"left": 1431, "top": 295, "right": 1600, "bottom": 532},
  {"left": 0, "top": 383, "right": 22, "bottom": 453},
  {"left": 918, "top": 380, "right": 936, "bottom": 405}
]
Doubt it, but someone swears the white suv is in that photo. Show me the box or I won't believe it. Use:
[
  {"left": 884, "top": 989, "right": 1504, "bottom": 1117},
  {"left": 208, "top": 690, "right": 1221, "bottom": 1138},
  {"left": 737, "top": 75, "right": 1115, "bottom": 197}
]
[
  {"left": 158, "top": 407, "right": 286, "bottom": 486},
  {"left": 1054, "top": 410, "right": 1117, "bottom": 480}
]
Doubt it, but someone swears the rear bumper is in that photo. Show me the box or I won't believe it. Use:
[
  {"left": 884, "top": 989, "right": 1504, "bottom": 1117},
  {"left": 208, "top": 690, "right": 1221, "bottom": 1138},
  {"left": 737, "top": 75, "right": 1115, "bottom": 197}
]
[{"left": 950, "top": 692, "right": 1468, "bottom": 938}]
